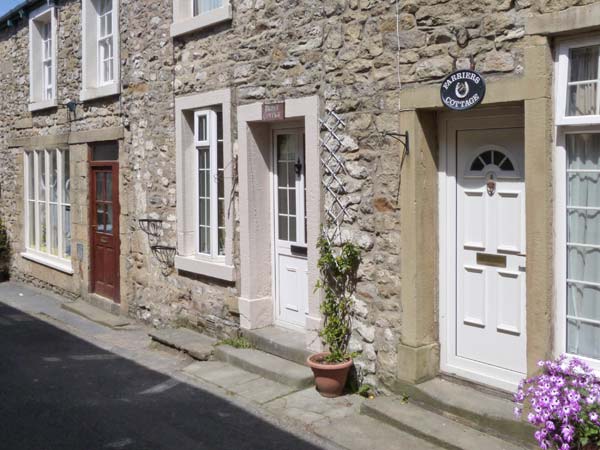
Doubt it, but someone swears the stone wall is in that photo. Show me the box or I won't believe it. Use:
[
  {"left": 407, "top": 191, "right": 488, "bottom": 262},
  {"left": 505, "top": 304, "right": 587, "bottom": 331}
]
[{"left": 0, "top": 0, "right": 593, "bottom": 388}]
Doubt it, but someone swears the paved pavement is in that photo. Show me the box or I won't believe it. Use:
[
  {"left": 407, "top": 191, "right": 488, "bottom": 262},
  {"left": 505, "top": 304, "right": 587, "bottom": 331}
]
[{"left": 0, "top": 281, "right": 437, "bottom": 450}]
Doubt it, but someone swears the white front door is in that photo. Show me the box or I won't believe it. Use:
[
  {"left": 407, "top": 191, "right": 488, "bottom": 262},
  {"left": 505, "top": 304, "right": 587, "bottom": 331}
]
[
  {"left": 273, "top": 130, "right": 308, "bottom": 329},
  {"left": 443, "top": 119, "right": 527, "bottom": 391}
]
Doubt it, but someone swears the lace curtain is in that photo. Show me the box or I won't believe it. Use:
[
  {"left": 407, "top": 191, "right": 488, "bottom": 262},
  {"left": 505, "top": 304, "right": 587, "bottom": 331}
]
[{"left": 566, "top": 133, "right": 600, "bottom": 359}]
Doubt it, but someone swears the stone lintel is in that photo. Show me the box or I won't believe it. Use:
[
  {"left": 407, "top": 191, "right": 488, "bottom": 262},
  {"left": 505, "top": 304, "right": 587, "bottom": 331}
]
[
  {"left": 400, "top": 41, "right": 551, "bottom": 111},
  {"left": 7, "top": 127, "right": 124, "bottom": 149},
  {"left": 68, "top": 126, "right": 124, "bottom": 144},
  {"left": 8, "top": 134, "right": 69, "bottom": 149},
  {"left": 527, "top": 3, "right": 600, "bottom": 36},
  {"left": 396, "top": 342, "right": 440, "bottom": 384}
]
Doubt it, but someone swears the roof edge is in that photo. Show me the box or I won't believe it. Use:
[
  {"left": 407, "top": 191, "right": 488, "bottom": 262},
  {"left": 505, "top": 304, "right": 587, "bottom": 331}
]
[{"left": 0, "top": 0, "right": 47, "bottom": 32}]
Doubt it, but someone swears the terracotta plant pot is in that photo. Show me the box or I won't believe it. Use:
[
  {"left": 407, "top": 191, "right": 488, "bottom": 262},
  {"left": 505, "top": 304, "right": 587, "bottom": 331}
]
[
  {"left": 582, "top": 445, "right": 600, "bottom": 450},
  {"left": 307, "top": 352, "right": 353, "bottom": 398}
]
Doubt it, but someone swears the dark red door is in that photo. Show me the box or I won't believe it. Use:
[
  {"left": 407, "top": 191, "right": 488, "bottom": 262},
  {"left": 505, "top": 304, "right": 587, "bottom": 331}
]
[{"left": 90, "top": 163, "right": 120, "bottom": 302}]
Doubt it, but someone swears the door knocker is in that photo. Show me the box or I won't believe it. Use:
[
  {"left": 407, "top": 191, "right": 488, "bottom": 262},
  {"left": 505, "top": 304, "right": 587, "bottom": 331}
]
[{"left": 487, "top": 173, "right": 496, "bottom": 197}]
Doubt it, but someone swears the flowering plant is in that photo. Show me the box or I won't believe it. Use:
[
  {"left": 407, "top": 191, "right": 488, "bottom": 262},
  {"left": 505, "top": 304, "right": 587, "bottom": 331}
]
[{"left": 514, "top": 355, "right": 600, "bottom": 450}]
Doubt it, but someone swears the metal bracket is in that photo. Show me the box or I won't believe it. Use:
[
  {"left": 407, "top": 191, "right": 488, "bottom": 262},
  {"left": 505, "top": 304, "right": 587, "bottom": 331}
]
[{"left": 383, "top": 131, "right": 409, "bottom": 156}]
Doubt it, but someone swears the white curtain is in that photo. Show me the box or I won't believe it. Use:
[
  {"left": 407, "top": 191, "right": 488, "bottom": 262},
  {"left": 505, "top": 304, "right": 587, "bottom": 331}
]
[
  {"left": 567, "top": 46, "right": 599, "bottom": 116},
  {"left": 566, "top": 133, "right": 600, "bottom": 359}
]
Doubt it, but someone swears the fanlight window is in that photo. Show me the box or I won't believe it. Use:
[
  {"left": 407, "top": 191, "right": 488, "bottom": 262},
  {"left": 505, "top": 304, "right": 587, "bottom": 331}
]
[{"left": 469, "top": 149, "right": 515, "bottom": 172}]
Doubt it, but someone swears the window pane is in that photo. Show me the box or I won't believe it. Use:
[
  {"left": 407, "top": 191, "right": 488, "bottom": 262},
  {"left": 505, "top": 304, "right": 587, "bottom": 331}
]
[
  {"left": 194, "top": 0, "right": 223, "bottom": 15},
  {"left": 278, "top": 216, "right": 288, "bottom": 241},
  {"left": 49, "top": 150, "right": 58, "bottom": 203},
  {"left": 277, "top": 162, "right": 287, "bottom": 187},
  {"left": 27, "top": 153, "right": 34, "bottom": 200},
  {"left": 92, "top": 143, "right": 118, "bottom": 161},
  {"left": 96, "top": 204, "right": 105, "bottom": 232},
  {"left": 196, "top": 115, "right": 208, "bottom": 142},
  {"left": 289, "top": 217, "right": 296, "bottom": 242},
  {"left": 288, "top": 188, "right": 296, "bottom": 215},
  {"left": 568, "top": 246, "right": 600, "bottom": 282},
  {"left": 28, "top": 201, "right": 36, "bottom": 248},
  {"left": 63, "top": 151, "right": 70, "bottom": 204},
  {"left": 567, "top": 134, "right": 600, "bottom": 170},
  {"left": 568, "top": 173, "right": 600, "bottom": 208},
  {"left": 278, "top": 189, "right": 288, "bottom": 215},
  {"left": 96, "top": 173, "right": 104, "bottom": 201},
  {"left": 218, "top": 228, "right": 225, "bottom": 256},
  {"left": 106, "top": 204, "right": 113, "bottom": 234},
  {"left": 106, "top": 172, "right": 112, "bottom": 201},
  {"left": 199, "top": 225, "right": 210, "bottom": 254},
  {"left": 568, "top": 282, "right": 600, "bottom": 322},
  {"left": 62, "top": 206, "right": 71, "bottom": 257},
  {"left": 567, "top": 319, "right": 600, "bottom": 360},
  {"left": 567, "top": 83, "right": 597, "bottom": 116},
  {"left": 38, "top": 151, "right": 46, "bottom": 200},
  {"left": 567, "top": 210, "right": 600, "bottom": 246},
  {"left": 50, "top": 204, "right": 58, "bottom": 255},
  {"left": 39, "top": 204, "right": 47, "bottom": 252},
  {"left": 569, "top": 46, "right": 599, "bottom": 82}
]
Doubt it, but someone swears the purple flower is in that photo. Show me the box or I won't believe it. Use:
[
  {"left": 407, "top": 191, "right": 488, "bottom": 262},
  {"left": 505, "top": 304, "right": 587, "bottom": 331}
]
[{"left": 514, "top": 356, "right": 600, "bottom": 450}]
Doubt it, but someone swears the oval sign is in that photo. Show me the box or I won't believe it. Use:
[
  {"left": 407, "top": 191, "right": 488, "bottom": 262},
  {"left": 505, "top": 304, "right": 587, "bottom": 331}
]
[{"left": 440, "top": 70, "right": 486, "bottom": 111}]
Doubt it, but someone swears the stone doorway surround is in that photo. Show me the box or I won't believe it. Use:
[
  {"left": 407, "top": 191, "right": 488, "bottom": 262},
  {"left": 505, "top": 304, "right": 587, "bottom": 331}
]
[
  {"left": 236, "top": 96, "right": 321, "bottom": 351},
  {"left": 393, "top": 36, "right": 554, "bottom": 388}
]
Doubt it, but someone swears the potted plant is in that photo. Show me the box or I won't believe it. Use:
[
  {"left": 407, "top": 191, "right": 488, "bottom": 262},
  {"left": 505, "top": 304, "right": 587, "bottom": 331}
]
[
  {"left": 514, "top": 355, "right": 600, "bottom": 450},
  {"left": 307, "top": 235, "right": 361, "bottom": 398}
]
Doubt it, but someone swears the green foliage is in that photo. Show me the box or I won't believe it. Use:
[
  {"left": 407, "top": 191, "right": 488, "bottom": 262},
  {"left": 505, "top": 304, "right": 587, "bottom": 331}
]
[
  {"left": 217, "top": 336, "right": 253, "bottom": 349},
  {"left": 315, "top": 235, "right": 361, "bottom": 364}
]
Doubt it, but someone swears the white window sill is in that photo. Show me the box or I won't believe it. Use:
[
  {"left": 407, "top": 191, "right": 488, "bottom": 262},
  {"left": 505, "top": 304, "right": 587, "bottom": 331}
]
[
  {"left": 21, "top": 251, "right": 73, "bottom": 275},
  {"left": 29, "top": 98, "right": 58, "bottom": 112},
  {"left": 174, "top": 255, "right": 235, "bottom": 282},
  {"left": 80, "top": 83, "right": 120, "bottom": 102},
  {"left": 170, "top": 5, "right": 232, "bottom": 38}
]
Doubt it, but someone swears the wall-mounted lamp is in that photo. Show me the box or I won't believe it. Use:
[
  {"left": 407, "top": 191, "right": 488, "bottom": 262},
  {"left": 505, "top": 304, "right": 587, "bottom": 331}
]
[{"left": 66, "top": 101, "right": 77, "bottom": 113}]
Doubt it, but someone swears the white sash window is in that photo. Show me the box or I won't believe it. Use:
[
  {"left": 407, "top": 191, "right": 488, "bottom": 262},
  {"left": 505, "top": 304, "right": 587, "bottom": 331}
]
[
  {"left": 194, "top": 109, "right": 225, "bottom": 258},
  {"left": 29, "top": 4, "right": 57, "bottom": 111},
  {"left": 23, "top": 150, "right": 72, "bottom": 273},
  {"left": 81, "top": 0, "right": 119, "bottom": 101},
  {"left": 556, "top": 37, "right": 600, "bottom": 369}
]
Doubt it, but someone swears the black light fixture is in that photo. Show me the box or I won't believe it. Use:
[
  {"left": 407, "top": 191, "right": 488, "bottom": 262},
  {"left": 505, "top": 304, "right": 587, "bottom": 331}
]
[{"left": 66, "top": 100, "right": 77, "bottom": 113}]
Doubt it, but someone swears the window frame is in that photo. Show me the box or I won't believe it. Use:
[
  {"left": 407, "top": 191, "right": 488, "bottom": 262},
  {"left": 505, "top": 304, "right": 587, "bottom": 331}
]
[
  {"left": 170, "top": 0, "right": 232, "bottom": 38},
  {"left": 81, "top": 0, "right": 120, "bottom": 102},
  {"left": 97, "top": 0, "right": 115, "bottom": 86},
  {"left": 28, "top": 4, "right": 58, "bottom": 112},
  {"left": 193, "top": 109, "right": 225, "bottom": 261},
  {"left": 556, "top": 35, "right": 600, "bottom": 126},
  {"left": 174, "top": 90, "right": 234, "bottom": 281},
  {"left": 22, "top": 149, "right": 73, "bottom": 274}
]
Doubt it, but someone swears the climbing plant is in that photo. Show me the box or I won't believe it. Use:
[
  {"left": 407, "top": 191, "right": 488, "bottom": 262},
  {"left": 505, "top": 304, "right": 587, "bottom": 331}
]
[{"left": 315, "top": 235, "right": 361, "bottom": 363}]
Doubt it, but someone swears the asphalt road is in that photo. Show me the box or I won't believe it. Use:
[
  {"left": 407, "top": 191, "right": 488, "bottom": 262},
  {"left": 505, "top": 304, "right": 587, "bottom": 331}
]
[{"left": 0, "top": 302, "right": 323, "bottom": 450}]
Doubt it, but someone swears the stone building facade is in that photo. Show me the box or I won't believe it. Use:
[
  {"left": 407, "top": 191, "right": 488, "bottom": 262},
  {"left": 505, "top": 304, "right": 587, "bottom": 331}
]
[{"left": 1, "top": 0, "right": 600, "bottom": 393}]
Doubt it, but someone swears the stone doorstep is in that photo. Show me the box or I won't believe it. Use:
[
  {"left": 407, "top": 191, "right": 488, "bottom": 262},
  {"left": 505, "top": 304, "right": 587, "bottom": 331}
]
[
  {"left": 241, "top": 326, "right": 312, "bottom": 366},
  {"left": 361, "top": 397, "right": 529, "bottom": 450},
  {"left": 388, "top": 377, "right": 537, "bottom": 449},
  {"left": 313, "top": 414, "right": 440, "bottom": 450},
  {"left": 214, "top": 345, "right": 314, "bottom": 389},
  {"left": 148, "top": 328, "right": 217, "bottom": 361},
  {"left": 61, "top": 300, "right": 130, "bottom": 329}
]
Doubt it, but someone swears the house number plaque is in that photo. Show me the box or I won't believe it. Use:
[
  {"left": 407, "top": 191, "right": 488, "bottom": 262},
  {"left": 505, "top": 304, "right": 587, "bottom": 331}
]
[{"left": 262, "top": 102, "right": 285, "bottom": 121}]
